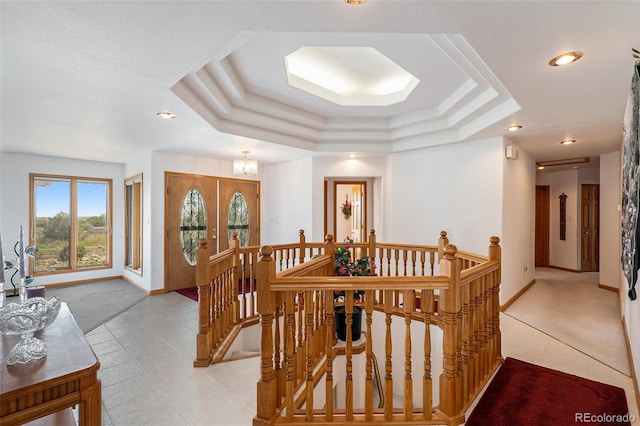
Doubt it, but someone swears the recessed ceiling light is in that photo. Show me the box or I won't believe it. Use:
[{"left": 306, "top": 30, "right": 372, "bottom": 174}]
[
  {"left": 537, "top": 164, "right": 545, "bottom": 170},
  {"left": 156, "top": 111, "right": 176, "bottom": 119},
  {"left": 345, "top": 0, "right": 367, "bottom": 4},
  {"left": 560, "top": 139, "right": 576, "bottom": 145},
  {"left": 506, "top": 125, "right": 522, "bottom": 132},
  {"left": 349, "top": 153, "right": 356, "bottom": 159},
  {"left": 548, "top": 51, "right": 583, "bottom": 67}
]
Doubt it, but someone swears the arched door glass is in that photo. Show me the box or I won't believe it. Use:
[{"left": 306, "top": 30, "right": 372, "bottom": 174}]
[
  {"left": 228, "top": 191, "right": 249, "bottom": 246},
  {"left": 180, "top": 188, "right": 207, "bottom": 265}
]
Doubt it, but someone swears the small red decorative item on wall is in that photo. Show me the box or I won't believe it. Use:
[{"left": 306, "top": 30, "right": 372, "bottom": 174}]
[{"left": 341, "top": 194, "right": 352, "bottom": 219}]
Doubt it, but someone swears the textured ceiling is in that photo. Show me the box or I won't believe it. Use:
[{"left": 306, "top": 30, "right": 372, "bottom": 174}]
[{"left": 1, "top": 1, "right": 639, "bottom": 169}]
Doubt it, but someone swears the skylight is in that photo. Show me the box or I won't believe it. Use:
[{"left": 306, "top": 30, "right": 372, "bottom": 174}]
[{"left": 284, "top": 47, "right": 419, "bottom": 106}]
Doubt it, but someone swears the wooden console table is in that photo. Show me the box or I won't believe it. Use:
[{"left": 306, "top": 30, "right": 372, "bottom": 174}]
[{"left": 1, "top": 303, "right": 101, "bottom": 425}]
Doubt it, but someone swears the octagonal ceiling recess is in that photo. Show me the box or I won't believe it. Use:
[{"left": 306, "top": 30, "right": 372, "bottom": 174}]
[
  {"left": 284, "top": 47, "right": 419, "bottom": 106},
  {"left": 171, "top": 32, "right": 520, "bottom": 153}
]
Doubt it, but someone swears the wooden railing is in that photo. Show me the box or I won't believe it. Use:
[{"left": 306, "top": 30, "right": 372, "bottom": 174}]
[
  {"left": 195, "top": 231, "right": 325, "bottom": 366},
  {"left": 194, "top": 231, "right": 502, "bottom": 426}
]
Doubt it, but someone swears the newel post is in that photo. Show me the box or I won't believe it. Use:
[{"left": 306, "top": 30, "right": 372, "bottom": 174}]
[
  {"left": 489, "top": 236, "right": 503, "bottom": 363},
  {"left": 368, "top": 229, "right": 376, "bottom": 266},
  {"left": 438, "top": 244, "right": 463, "bottom": 422},
  {"left": 194, "top": 238, "right": 212, "bottom": 367},
  {"left": 230, "top": 232, "right": 240, "bottom": 324},
  {"left": 299, "top": 229, "right": 306, "bottom": 264},
  {"left": 255, "top": 246, "right": 277, "bottom": 426},
  {"left": 325, "top": 234, "right": 335, "bottom": 263},
  {"left": 438, "top": 231, "right": 449, "bottom": 261}
]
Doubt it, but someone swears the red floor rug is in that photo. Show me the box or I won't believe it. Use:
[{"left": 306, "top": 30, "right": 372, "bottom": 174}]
[
  {"left": 176, "top": 287, "right": 198, "bottom": 302},
  {"left": 466, "top": 357, "right": 631, "bottom": 426}
]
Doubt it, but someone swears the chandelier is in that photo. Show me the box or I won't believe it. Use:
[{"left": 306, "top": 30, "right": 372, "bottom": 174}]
[{"left": 233, "top": 150, "right": 258, "bottom": 176}]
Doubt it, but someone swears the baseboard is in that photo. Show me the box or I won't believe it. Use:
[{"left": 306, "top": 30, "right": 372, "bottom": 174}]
[
  {"left": 500, "top": 278, "right": 535, "bottom": 312},
  {"left": 622, "top": 317, "right": 640, "bottom": 414},
  {"left": 149, "top": 289, "right": 165, "bottom": 296},
  {"left": 598, "top": 284, "right": 619, "bottom": 293},
  {"left": 43, "top": 275, "right": 124, "bottom": 288},
  {"left": 120, "top": 275, "right": 154, "bottom": 295},
  {"left": 548, "top": 265, "right": 583, "bottom": 273}
]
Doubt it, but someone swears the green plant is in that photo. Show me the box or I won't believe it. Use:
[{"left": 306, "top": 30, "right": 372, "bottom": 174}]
[{"left": 334, "top": 236, "right": 375, "bottom": 304}]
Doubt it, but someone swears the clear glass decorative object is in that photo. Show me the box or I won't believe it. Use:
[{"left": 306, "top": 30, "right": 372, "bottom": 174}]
[{"left": 0, "top": 296, "right": 61, "bottom": 365}]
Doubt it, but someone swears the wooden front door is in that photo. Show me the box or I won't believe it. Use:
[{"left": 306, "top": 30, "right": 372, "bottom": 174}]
[
  {"left": 535, "top": 185, "right": 550, "bottom": 267},
  {"left": 581, "top": 184, "right": 600, "bottom": 272},
  {"left": 218, "top": 179, "right": 260, "bottom": 251},
  {"left": 165, "top": 173, "right": 218, "bottom": 291}
]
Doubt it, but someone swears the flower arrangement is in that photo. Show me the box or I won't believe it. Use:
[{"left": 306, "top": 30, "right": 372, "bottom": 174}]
[
  {"left": 334, "top": 236, "right": 375, "bottom": 304},
  {"left": 341, "top": 196, "right": 352, "bottom": 219}
]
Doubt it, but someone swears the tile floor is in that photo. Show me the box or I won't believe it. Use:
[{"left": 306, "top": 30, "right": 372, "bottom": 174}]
[{"left": 86, "top": 269, "right": 639, "bottom": 425}]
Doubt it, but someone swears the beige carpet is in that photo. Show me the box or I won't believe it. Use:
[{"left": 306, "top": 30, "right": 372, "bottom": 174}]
[{"left": 505, "top": 268, "right": 630, "bottom": 376}]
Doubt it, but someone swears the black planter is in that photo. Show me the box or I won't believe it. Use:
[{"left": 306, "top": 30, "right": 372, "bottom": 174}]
[{"left": 335, "top": 305, "right": 363, "bottom": 341}]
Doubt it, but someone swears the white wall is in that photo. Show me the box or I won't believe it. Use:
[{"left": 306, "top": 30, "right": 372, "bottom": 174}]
[
  {"left": 0, "top": 153, "right": 124, "bottom": 286},
  {"left": 600, "top": 151, "right": 621, "bottom": 289},
  {"left": 386, "top": 138, "right": 503, "bottom": 254},
  {"left": 261, "top": 158, "right": 314, "bottom": 245},
  {"left": 501, "top": 142, "right": 536, "bottom": 303}
]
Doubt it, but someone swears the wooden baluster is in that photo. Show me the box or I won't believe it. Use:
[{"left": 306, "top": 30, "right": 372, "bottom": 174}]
[
  {"left": 194, "top": 238, "right": 212, "bottom": 367},
  {"left": 429, "top": 251, "right": 435, "bottom": 276},
  {"left": 439, "top": 244, "right": 462, "bottom": 419},
  {"left": 472, "top": 276, "right": 481, "bottom": 392},
  {"left": 485, "top": 274, "right": 492, "bottom": 376},
  {"left": 455, "top": 280, "right": 463, "bottom": 410},
  {"left": 403, "top": 290, "right": 414, "bottom": 420},
  {"left": 299, "top": 229, "right": 306, "bottom": 264},
  {"left": 325, "top": 290, "right": 334, "bottom": 421},
  {"left": 394, "top": 248, "right": 400, "bottom": 276},
  {"left": 386, "top": 249, "right": 392, "bottom": 278},
  {"left": 411, "top": 250, "right": 417, "bottom": 276},
  {"left": 230, "top": 232, "right": 240, "bottom": 324},
  {"left": 422, "top": 289, "right": 433, "bottom": 420},
  {"left": 461, "top": 280, "right": 472, "bottom": 405},
  {"left": 255, "top": 246, "right": 276, "bottom": 426},
  {"left": 384, "top": 290, "right": 394, "bottom": 421},
  {"left": 345, "top": 297, "right": 354, "bottom": 421},
  {"left": 251, "top": 251, "right": 258, "bottom": 317},
  {"left": 240, "top": 253, "right": 247, "bottom": 320},
  {"left": 285, "top": 290, "right": 296, "bottom": 420},
  {"left": 274, "top": 304, "right": 282, "bottom": 400},
  {"left": 297, "top": 291, "right": 305, "bottom": 385},
  {"left": 402, "top": 249, "right": 408, "bottom": 276},
  {"left": 365, "top": 289, "right": 374, "bottom": 421},
  {"left": 223, "top": 270, "right": 230, "bottom": 338},
  {"left": 213, "top": 275, "right": 221, "bottom": 347},
  {"left": 305, "top": 290, "right": 314, "bottom": 420}
]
